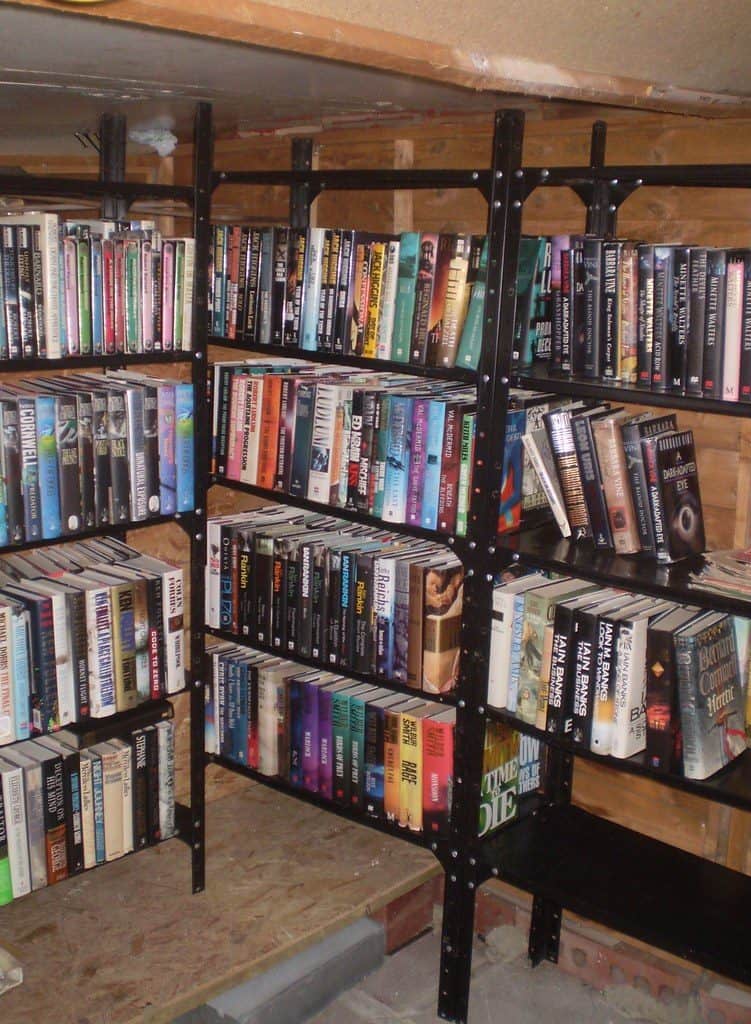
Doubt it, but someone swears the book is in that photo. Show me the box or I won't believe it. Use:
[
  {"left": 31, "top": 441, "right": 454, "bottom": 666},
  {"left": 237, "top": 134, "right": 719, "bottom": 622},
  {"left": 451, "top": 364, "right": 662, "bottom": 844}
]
[{"left": 478, "top": 720, "right": 519, "bottom": 837}]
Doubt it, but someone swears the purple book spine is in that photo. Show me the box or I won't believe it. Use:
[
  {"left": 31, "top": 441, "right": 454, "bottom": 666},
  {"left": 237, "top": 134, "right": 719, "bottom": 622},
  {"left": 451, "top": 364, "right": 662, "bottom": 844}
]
[
  {"left": 406, "top": 397, "right": 430, "bottom": 526},
  {"left": 302, "top": 680, "right": 320, "bottom": 792},
  {"left": 318, "top": 688, "right": 334, "bottom": 800}
]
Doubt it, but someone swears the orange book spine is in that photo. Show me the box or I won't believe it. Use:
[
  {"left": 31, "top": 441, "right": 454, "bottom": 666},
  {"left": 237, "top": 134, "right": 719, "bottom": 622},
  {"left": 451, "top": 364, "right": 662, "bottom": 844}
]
[{"left": 257, "top": 375, "right": 283, "bottom": 489}]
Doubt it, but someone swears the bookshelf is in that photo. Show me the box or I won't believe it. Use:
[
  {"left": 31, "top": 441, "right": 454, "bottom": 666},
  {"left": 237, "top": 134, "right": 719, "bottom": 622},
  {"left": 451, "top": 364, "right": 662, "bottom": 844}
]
[
  {"left": 0, "top": 103, "right": 211, "bottom": 899},
  {"left": 205, "top": 108, "right": 751, "bottom": 1024}
]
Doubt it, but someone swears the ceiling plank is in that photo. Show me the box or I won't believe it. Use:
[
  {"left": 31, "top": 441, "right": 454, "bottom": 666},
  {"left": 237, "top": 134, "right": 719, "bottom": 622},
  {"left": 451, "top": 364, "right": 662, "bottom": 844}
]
[{"left": 12, "top": 0, "right": 751, "bottom": 116}]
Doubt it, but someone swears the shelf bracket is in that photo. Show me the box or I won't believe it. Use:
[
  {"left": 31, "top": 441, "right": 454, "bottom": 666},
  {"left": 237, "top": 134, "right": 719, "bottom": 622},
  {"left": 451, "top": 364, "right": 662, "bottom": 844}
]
[
  {"left": 290, "top": 137, "right": 314, "bottom": 229},
  {"left": 98, "top": 113, "right": 127, "bottom": 221},
  {"left": 529, "top": 894, "right": 562, "bottom": 966}
]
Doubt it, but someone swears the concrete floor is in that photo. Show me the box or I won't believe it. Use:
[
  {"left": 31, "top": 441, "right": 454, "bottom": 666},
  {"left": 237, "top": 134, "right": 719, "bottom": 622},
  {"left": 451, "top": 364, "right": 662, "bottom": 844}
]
[{"left": 309, "top": 925, "right": 663, "bottom": 1024}]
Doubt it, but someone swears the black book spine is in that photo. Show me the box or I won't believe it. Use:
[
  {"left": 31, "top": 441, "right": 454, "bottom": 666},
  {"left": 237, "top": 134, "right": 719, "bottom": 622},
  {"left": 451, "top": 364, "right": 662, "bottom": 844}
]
[
  {"left": 283, "top": 229, "right": 303, "bottom": 346},
  {"left": 61, "top": 749, "right": 84, "bottom": 875},
  {"left": 570, "top": 609, "right": 598, "bottom": 748},
  {"left": 581, "top": 238, "right": 602, "bottom": 379},
  {"left": 146, "top": 573, "right": 165, "bottom": 696},
  {"left": 107, "top": 389, "right": 130, "bottom": 523},
  {"left": 131, "top": 729, "right": 149, "bottom": 849},
  {"left": 235, "top": 227, "right": 251, "bottom": 341},
  {"left": 356, "top": 390, "right": 378, "bottom": 514},
  {"left": 600, "top": 241, "right": 620, "bottom": 380},
  {"left": 31, "top": 226, "right": 46, "bottom": 358},
  {"left": 346, "top": 389, "right": 364, "bottom": 510},
  {"left": 740, "top": 253, "right": 751, "bottom": 402},
  {"left": 645, "top": 623, "right": 682, "bottom": 772},
  {"left": 39, "top": 751, "right": 67, "bottom": 881},
  {"left": 36, "top": 594, "right": 58, "bottom": 733},
  {"left": 702, "top": 249, "right": 726, "bottom": 398},
  {"left": 326, "top": 552, "right": 341, "bottom": 667},
  {"left": 288, "top": 380, "right": 315, "bottom": 498},
  {"left": 641, "top": 435, "right": 669, "bottom": 562},
  {"left": 354, "top": 550, "right": 374, "bottom": 674},
  {"left": 219, "top": 521, "right": 234, "bottom": 631},
  {"left": 560, "top": 248, "right": 572, "bottom": 373},
  {"left": 17, "top": 395, "right": 42, "bottom": 541},
  {"left": 637, "top": 245, "right": 654, "bottom": 388},
  {"left": 323, "top": 229, "right": 342, "bottom": 352},
  {"left": 1, "top": 400, "right": 24, "bottom": 543},
  {"left": 671, "top": 247, "right": 690, "bottom": 394},
  {"left": 75, "top": 393, "right": 95, "bottom": 529},
  {"left": 285, "top": 540, "right": 300, "bottom": 654},
  {"left": 621, "top": 414, "right": 676, "bottom": 555},
  {"left": 570, "top": 245, "right": 587, "bottom": 376},
  {"left": 271, "top": 539, "right": 287, "bottom": 650},
  {"left": 270, "top": 226, "right": 289, "bottom": 346},
  {"left": 91, "top": 389, "right": 111, "bottom": 527},
  {"left": 686, "top": 248, "right": 707, "bottom": 397},
  {"left": 651, "top": 247, "right": 673, "bottom": 393},
  {"left": 55, "top": 394, "right": 82, "bottom": 534},
  {"left": 310, "top": 545, "right": 328, "bottom": 662},
  {"left": 237, "top": 528, "right": 253, "bottom": 638},
  {"left": 571, "top": 414, "right": 612, "bottom": 549},
  {"left": 298, "top": 540, "right": 316, "bottom": 658},
  {"left": 15, "top": 225, "right": 36, "bottom": 359},
  {"left": 333, "top": 230, "right": 355, "bottom": 355},
  {"left": 143, "top": 726, "right": 161, "bottom": 844},
  {"left": 545, "top": 602, "right": 575, "bottom": 735},
  {"left": 254, "top": 536, "right": 273, "bottom": 645},
  {"left": 338, "top": 548, "right": 357, "bottom": 670},
  {"left": 1, "top": 226, "right": 21, "bottom": 359},
  {"left": 244, "top": 229, "right": 262, "bottom": 341}
]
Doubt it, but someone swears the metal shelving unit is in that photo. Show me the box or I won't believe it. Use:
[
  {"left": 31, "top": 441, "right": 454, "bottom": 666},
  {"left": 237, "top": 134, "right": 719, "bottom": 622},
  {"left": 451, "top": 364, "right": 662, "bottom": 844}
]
[
  {"left": 204, "top": 109, "right": 751, "bottom": 1021},
  {"left": 0, "top": 103, "right": 213, "bottom": 898}
]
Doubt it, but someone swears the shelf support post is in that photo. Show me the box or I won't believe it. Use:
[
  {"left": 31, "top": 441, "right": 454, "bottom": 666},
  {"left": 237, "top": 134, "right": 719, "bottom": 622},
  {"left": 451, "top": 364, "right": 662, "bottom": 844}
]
[
  {"left": 98, "top": 113, "right": 127, "bottom": 222},
  {"left": 437, "top": 109, "right": 526, "bottom": 1024},
  {"left": 189, "top": 101, "right": 213, "bottom": 895},
  {"left": 290, "top": 137, "right": 314, "bottom": 229}
]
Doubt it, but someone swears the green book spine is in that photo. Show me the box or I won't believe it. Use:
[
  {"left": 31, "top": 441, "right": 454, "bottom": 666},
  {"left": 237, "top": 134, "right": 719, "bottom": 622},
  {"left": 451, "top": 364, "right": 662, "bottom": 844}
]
[
  {"left": 391, "top": 232, "right": 420, "bottom": 363},
  {"left": 76, "top": 238, "right": 92, "bottom": 354},
  {"left": 456, "top": 411, "right": 476, "bottom": 537},
  {"left": 331, "top": 691, "right": 352, "bottom": 805},
  {"left": 125, "top": 241, "right": 141, "bottom": 352}
]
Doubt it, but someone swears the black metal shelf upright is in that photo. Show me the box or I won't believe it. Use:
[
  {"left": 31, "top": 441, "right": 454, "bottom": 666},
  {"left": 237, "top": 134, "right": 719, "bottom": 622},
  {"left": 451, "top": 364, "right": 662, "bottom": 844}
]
[
  {"left": 0, "top": 103, "right": 212, "bottom": 898},
  {"left": 472, "top": 113, "right": 751, "bottom": 1006}
]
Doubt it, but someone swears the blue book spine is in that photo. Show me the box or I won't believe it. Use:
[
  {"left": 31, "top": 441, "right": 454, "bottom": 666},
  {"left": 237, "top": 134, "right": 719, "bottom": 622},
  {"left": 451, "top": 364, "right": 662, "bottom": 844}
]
[
  {"left": 175, "top": 382, "right": 194, "bottom": 511},
  {"left": 17, "top": 396, "right": 42, "bottom": 541},
  {"left": 35, "top": 395, "right": 61, "bottom": 539},
  {"left": 91, "top": 756, "right": 105, "bottom": 864},
  {"left": 225, "top": 657, "right": 238, "bottom": 761},
  {"left": 11, "top": 609, "right": 30, "bottom": 740},
  {"left": 90, "top": 240, "right": 104, "bottom": 355},
  {"left": 391, "top": 232, "right": 420, "bottom": 363},
  {"left": 498, "top": 408, "right": 524, "bottom": 533},
  {"left": 506, "top": 592, "right": 528, "bottom": 713},
  {"left": 382, "top": 394, "right": 413, "bottom": 524},
  {"left": 301, "top": 228, "right": 325, "bottom": 350},
  {"left": 289, "top": 676, "right": 304, "bottom": 788},
  {"left": 422, "top": 400, "right": 446, "bottom": 530},
  {"left": 157, "top": 383, "right": 177, "bottom": 515},
  {"left": 233, "top": 660, "right": 249, "bottom": 765}
]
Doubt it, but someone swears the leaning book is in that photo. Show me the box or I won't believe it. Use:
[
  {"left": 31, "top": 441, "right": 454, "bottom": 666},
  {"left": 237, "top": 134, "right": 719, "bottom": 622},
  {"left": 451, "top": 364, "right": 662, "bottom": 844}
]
[{"left": 675, "top": 612, "right": 746, "bottom": 779}]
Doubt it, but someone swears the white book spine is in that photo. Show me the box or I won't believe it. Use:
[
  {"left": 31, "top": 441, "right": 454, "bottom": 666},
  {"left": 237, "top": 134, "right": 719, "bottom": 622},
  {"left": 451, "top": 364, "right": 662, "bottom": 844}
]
[
  {"left": 79, "top": 754, "right": 96, "bottom": 870},
  {"left": 257, "top": 676, "right": 278, "bottom": 776},
  {"left": 301, "top": 228, "right": 325, "bottom": 350},
  {"left": 1, "top": 766, "right": 31, "bottom": 897},
  {"left": 0, "top": 606, "right": 14, "bottom": 744},
  {"left": 156, "top": 721, "right": 175, "bottom": 839},
  {"left": 206, "top": 518, "right": 222, "bottom": 627},
  {"left": 521, "top": 432, "right": 571, "bottom": 538},
  {"left": 241, "top": 377, "right": 264, "bottom": 485},
  {"left": 49, "top": 592, "right": 76, "bottom": 727},
  {"left": 487, "top": 589, "right": 513, "bottom": 709},
  {"left": 86, "top": 587, "right": 117, "bottom": 718},
  {"left": 162, "top": 566, "right": 185, "bottom": 694},
  {"left": 505, "top": 593, "right": 528, "bottom": 713},
  {"left": 116, "top": 743, "right": 134, "bottom": 853},
  {"left": 376, "top": 240, "right": 400, "bottom": 360},
  {"left": 306, "top": 384, "right": 338, "bottom": 503},
  {"left": 18, "top": 761, "right": 46, "bottom": 890},
  {"left": 141, "top": 241, "right": 153, "bottom": 351},
  {"left": 612, "top": 618, "right": 649, "bottom": 759},
  {"left": 100, "top": 748, "right": 124, "bottom": 861}
]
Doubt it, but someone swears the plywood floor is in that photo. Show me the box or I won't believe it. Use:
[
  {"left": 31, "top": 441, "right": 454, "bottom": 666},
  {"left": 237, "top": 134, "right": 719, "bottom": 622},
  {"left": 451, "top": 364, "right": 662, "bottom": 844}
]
[{"left": 0, "top": 780, "right": 440, "bottom": 1024}]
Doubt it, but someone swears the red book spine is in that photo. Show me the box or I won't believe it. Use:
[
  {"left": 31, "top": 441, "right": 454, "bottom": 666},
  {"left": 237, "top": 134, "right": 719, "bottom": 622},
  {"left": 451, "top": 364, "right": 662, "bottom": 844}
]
[{"left": 422, "top": 715, "right": 454, "bottom": 836}]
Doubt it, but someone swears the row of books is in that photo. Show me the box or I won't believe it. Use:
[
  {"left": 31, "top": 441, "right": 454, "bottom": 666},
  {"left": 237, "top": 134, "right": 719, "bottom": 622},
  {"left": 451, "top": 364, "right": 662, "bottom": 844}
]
[
  {"left": 206, "top": 506, "right": 464, "bottom": 695},
  {"left": 531, "top": 236, "right": 751, "bottom": 402},
  {"left": 208, "top": 224, "right": 496, "bottom": 369},
  {"left": 513, "top": 393, "right": 705, "bottom": 561},
  {"left": 490, "top": 571, "right": 749, "bottom": 779},
  {"left": 0, "top": 215, "right": 195, "bottom": 359},
  {"left": 0, "top": 537, "right": 185, "bottom": 744},
  {"left": 0, "top": 718, "right": 176, "bottom": 904},
  {"left": 0, "top": 370, "right": 194, "bottom": 546},
  {"left": 205, "top": 640, "right": 533, "bottom": 836},
  {"left": 212, "top": 358, "right": 476, "bottom": 535}
]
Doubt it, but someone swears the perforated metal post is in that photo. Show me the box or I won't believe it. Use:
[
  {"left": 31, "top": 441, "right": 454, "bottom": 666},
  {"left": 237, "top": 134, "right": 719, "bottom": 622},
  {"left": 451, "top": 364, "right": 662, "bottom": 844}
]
[
  {"left": 290, "top": 138, "right": 314, "bottom": 230},
  {"left": 190, "top": 101, "right": 213, "bottom": 894},
  {"left": 98, "top": 113, "right": 127, "bottom": 222},
  {"left": 437, "top": 110, "right": 526, "bottom": 1024}
]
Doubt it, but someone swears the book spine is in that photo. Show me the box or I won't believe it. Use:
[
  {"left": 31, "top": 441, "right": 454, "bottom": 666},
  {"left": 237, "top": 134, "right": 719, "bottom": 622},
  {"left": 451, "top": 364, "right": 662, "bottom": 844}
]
[
  {"left": 318, "top": 689, "right": 334, "bottom": 799},
  {"left": 571, "top": 415, "right": 612, "bottom": 549},
  {"left": 637, "top": 245, "right": 654, "bottom": 388},
  {"left": 421, "top": 400, "right": 446, "bottom": 530},
  {"left": 723, "top": 253, "right": 744, "bottom": 402},
  {"left": 671, "top": 247, "right": 690, "bottom": 393},
  {"left": 15, "top": 225, "right": 36, "bottom": 358},
  {"left": 399, "top": 710, "right": 423, "bottom": 831},
  {"left": 35, "top": 395, "right": 61, "bottom": 539},
  {"left": 422, "top": 717, "right": 453, "bottom": 836},
  {"left": 741, "top": 253, "right": 751, "bottom": 402},
  {"left": 544, "top": 408, "right": 591, "bottom": 540},
  {"left": 333, "top": 230, "right": 355, "bottom": 355},
  {"left": 391, "top": 232, "right": 420, "bottom": 363},
  {"left": 581, "top": 238, "right": 602, "bottom": 378},
  {"left": 301, "top": 228, "right": 325, "bottom": 350},
  {"left": 349, "top": 695, "right": 367, "bottom": 808},
  {"left": 382, "top": 394, "right": 412, "bottom": 523},
  {"left": 600, "top": 241, "right": 620, "bottom": 379},
  {"left": 1, "top": 767, "right": 31, "bottom": 897},
  {"left": 592, "top": 418, "right": 640, "bottom": 554},
  {"left": 383, "top": 708, "right": 401, "bottom": 822},
  {"left": 107, "top": 389, "right": 130, "bottom": 523},
  {"left": 18, "top": 396, "right": 42, "bottom": 541},
  {"left": 410, "top": 233, "right": 438, "bottom": 365},
  {"left": 406, "top": 397, "right": 430, "bottom": 527},
  {"left": 125, "top": 387, "right": 148, "bottom": 521},
  {"left": 1, "top": 227, "right": 21, "bottom": 359},
  {"left": 175, "top": 383, "right": 194, "bottom": 512},
  {"left": 362, "top": 241, "right": 385, "bottom": 358},
  {"left": 641, "top": 435, "right": 669, "bottom": 562},
  {"left": 619, "top": 243, "right": 638, "bottom": 385},
  {"left": 437, "top": 403, "right": 462, "bottom": 535},
  {"left": 702, "top": 250, "right": 726, "bottom": 398},
  {"left": 87, "top": 588, "right": 116, "bottom": 717},
  {"left": 456, "top": 411, "right": 475, "bottom": 538}
]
